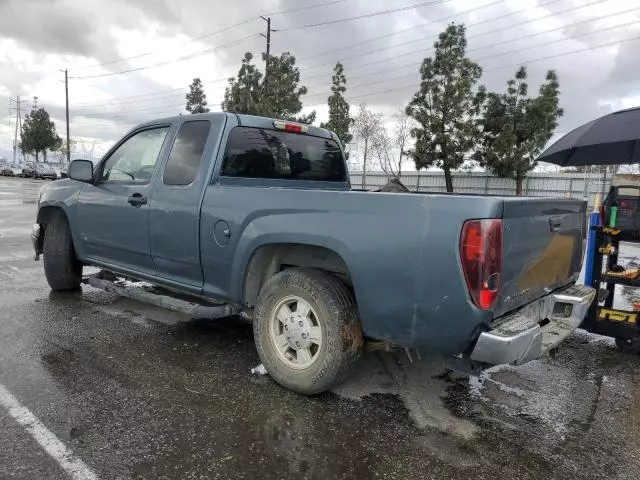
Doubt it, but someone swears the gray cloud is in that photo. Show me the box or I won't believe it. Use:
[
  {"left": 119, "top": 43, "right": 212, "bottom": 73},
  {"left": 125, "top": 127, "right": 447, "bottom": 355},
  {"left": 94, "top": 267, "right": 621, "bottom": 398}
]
[{"left": 0, "top": 0, "right": 639, "bottom": 150}]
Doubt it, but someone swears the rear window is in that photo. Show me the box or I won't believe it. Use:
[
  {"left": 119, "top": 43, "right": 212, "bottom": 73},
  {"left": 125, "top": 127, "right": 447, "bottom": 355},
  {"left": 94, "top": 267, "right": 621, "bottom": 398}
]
[{"left": 221, "top": 126, "right": 346, "bottom": 182}]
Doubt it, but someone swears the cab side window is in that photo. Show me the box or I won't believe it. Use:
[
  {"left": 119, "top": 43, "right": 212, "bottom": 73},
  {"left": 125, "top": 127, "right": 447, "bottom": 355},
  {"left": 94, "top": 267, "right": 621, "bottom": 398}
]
[
  {"left": 163, "top": 121, "right": 211, "bottom": 186},
  {"left": 100, "top": 127, "right": 169, "bottom": 184}
]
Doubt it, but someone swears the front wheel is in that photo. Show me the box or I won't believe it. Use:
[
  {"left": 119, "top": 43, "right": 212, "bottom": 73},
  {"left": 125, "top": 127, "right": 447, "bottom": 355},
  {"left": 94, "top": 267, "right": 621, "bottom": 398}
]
[
  {"left": 43, "top": 213, "right": 82, "bottom": 291},
  {"left": 253, "top": 268, "right": 363, "bottom": 395}
]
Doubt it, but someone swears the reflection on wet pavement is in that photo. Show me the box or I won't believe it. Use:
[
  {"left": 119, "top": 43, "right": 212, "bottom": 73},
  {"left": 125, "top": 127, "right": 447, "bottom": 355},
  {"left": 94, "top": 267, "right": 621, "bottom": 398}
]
[{"left": 0, "top": 178, "right": 41, "bottom": 206}]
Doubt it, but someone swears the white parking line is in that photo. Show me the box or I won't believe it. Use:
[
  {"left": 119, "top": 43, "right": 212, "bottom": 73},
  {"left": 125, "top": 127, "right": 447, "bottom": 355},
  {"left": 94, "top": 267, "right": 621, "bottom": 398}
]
[{"left": 0, "top": 383, "right": 99, "bottom": 480}]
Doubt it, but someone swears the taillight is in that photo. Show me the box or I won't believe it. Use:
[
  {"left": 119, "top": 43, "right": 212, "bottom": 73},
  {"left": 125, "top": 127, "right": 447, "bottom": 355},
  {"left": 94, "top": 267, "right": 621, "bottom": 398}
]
[
  {"left": 460, "top": 219, "right": 503, "bottom": 310},
  {"left": 273, "top": 120, "right": 309, "bottom": 134}
]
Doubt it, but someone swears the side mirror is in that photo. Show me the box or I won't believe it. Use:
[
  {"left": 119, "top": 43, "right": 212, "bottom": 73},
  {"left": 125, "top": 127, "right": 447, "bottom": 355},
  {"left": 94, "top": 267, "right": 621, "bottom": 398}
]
[{"left": 69, "top": 159, "right": 93, "bottom": 182}]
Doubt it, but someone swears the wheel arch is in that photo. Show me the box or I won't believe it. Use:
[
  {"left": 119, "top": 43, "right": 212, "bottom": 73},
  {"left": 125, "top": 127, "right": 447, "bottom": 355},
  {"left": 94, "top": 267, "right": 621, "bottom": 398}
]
[
  {"left": 37, "top": 205, "right": 67, "bottom": 225},
  {"left": 242, "top": 243, "right": 354, "bottom": 309},
  {"left": 36, "top": 204, "right": 84, "bottom": 260}
]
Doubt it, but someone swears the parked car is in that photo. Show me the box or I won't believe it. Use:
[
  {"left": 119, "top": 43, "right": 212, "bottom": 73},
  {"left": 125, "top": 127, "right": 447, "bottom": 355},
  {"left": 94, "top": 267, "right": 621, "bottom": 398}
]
[
  {"left": 1, "top": 163, "right": 23, "bottom": 176},
  {"left": 32, "top": 113, "right": 595, "bottom": 395},
  {"left": 21, "top": 162, "right": 35, "bottom": 178},
  {"left": 33, "top": 163, "right": 57, "bottom": 180},
  {"left": 52, "top": 167, "right": 68, "bottom": 180}
]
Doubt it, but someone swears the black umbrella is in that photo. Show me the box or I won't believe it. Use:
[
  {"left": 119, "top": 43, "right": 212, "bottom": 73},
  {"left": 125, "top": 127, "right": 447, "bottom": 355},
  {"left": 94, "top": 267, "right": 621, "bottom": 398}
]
[{"left": 537, "top": 107, "right": 640, "bottom": 167}]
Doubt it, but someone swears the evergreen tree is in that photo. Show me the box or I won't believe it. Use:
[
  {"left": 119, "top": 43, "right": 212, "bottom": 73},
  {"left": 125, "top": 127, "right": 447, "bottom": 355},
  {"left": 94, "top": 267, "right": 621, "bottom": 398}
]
[
  {"left": 222, "top": 53, "right": 263, "bottom": 115},
  {"left": 20, "top": 108, "right": 61, "bottom": 162},
  {"left": 406, "top": 24, "right": 485, "bottom": 192},
  {"left": 223, "top": 51, "right": 315, "bottom": 124},
  {"left": 186, "top": 78, "right": 210, "bottom": 114},
  {"left": 475, "top": 68, "right": 563, "bottom": 195},
  {"left": 320, "top": 62, "right": 353, "bottom": 150}
]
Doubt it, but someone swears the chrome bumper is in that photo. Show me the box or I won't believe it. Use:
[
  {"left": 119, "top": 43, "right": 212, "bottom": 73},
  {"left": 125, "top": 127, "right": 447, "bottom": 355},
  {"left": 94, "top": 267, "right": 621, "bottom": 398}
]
[
  {"left": 31, "top": 223, "right": 42, "bottom": 261},
  {"left": 470, "top": 284, "right": 595, "bottom": 366}
]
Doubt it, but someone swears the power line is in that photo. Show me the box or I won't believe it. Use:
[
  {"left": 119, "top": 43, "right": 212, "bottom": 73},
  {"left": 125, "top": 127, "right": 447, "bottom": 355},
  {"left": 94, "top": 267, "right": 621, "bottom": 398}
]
[
  {"left": 299, "top": 0, "right": 601, "bottom": 71},
  {"left": 73, "top": 103, "right": 188, "bottom": 118},
  {"left": 267, "top": 0, "right": 347, "bottom": 18},
  {"left": 474, "top": 17, "right": 639, "bottom": 63},
  {"left": 72, "top": 92, "right": 186, "bottom": 109},
  {"left": 297, "top": 0, "right": 512, "bottom": 64},
  {"left": 70, "top": 76, "right": 231, "bottom": 107},
  {"left": 74, "top": 103, "right": 222, "bottom": 120},
  {"left": 69, "top": 0, "right": 348, "bottom": 72},
  {"left": 83, "top": 19, "right": 261, "bottom": 70},
  {"left": 302, "top": 8, "right": 637, "bottom": 92},
  {"left": 304, "top": 33, "right": 640, "bottom": 106},
  {"left": 60, "top": 0, "right": 522, "bottom": 107},
  {"left": 303, "top": 20, "right": 639, "bottom": 101},
  {"left": 75, "top": 12, "right": 633, "bottom": 122},
  {"left": 69, "top": 35, "right": 259, "bottom": 79},
  {"left": 277, "top": 0, "right": 451, "bottom": 32}
]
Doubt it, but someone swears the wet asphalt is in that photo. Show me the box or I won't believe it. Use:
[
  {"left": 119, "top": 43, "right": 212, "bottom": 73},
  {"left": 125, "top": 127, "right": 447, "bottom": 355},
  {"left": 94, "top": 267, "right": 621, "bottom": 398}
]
[{"left": 1, "top": 177, "right": 640, "bottom": 479}]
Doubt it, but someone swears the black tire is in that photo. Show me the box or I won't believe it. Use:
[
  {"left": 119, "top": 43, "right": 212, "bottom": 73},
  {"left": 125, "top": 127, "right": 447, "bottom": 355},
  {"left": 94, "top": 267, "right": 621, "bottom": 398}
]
[
  {"left": 253, "top": 268, "right": 363, "bottom": 395},
  {"left": 615, "top": 336, "right": 640, "bottom": 354},
  {"left": 43, "top": 213, "right": 82, "bottom": 291}
]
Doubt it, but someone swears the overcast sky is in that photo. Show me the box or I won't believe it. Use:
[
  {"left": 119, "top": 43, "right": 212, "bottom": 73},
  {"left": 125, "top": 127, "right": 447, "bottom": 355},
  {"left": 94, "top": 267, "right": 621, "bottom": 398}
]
[{"left": 1, "top": 0, "right": 639, "bottom": 163}]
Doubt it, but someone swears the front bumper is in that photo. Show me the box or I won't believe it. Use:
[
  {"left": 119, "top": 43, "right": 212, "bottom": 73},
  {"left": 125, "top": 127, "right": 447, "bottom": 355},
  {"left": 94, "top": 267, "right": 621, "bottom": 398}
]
[
  {"left": 470, "top": 284, "right": 595, "bottom": 366},
  {"left": 32, "top": 223, "right": 43, "bottom": 261}
]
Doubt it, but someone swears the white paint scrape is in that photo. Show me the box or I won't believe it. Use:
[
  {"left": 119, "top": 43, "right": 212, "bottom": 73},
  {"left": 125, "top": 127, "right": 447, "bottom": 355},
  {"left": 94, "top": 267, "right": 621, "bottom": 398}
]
[{"left": 0, "top": 383, "right": 99, "bottom": 480}]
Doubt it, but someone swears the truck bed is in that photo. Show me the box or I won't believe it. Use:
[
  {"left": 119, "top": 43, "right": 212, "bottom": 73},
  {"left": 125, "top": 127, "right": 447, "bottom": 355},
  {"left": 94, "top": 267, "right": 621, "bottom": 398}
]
[{"left": 198, "top": 185, "right": 586, "bottom": 352}]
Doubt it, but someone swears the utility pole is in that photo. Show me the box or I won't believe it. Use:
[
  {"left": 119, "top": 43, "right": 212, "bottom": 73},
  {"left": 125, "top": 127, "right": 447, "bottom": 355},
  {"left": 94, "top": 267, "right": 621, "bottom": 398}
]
[
  {"left": 260, "top": 16, "right": 272, "bottom": 82},
  {"left": 64, "top": 69, "right": 70, "bottom": 164},
  {"left": 9, "top": 96, "right": 29, "bottom": 163},
  {"left": 12, "top": 96, "right": 19, "bottom": 163}
]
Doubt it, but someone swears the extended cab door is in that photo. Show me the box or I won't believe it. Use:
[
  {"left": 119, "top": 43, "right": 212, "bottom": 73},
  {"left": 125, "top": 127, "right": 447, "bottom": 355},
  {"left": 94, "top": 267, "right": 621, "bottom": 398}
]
[
  {"left": 199, "top": 120, "right": 348, "bottom": 301},
  {"left": 76, "top": 125, "right": 171, "bottom": 275},
  {"left": 148, "top": 116, "right": 225, "bottom": 293}
]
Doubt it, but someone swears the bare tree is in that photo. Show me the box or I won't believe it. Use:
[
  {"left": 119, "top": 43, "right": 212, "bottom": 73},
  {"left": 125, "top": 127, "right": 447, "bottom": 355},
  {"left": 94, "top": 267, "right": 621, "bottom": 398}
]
[
  {"left": 373, "top": 127, "right": 398, "bottom": 178},
  {"left": 353, "top": 103, "right": 383, "bottom": 189},
  {"left": 373, "top": 108, "right": 414, "bottom": 179},
  {"left": 393, "top": 108, "right": 413, "bottom": 175}
]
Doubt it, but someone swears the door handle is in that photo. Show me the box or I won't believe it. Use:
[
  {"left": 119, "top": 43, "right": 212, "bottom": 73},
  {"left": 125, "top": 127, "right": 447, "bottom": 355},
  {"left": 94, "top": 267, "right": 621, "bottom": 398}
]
[{"left": 128, "top": 193, "right": 147, "bottom": 207}]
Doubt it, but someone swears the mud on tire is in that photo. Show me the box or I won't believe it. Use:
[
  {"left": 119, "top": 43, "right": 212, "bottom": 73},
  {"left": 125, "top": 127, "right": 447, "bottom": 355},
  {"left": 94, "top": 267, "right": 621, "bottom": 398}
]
[
  {"left": 253, "top": 267, "right": 363, "bottom": 395},
  {"left": 43, "top": 213, "right": 82, "bottom": 291}
]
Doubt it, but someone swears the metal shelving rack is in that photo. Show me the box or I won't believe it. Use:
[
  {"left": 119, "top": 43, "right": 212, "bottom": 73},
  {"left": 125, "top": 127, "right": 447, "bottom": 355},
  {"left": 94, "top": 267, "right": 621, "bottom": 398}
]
[{"left": 582, "top": 185, "right": 640, "bottom": 349}]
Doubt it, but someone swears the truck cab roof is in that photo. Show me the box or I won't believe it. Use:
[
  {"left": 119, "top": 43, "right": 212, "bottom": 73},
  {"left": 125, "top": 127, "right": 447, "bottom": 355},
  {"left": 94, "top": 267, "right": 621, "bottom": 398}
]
[{"left": 137, "top": 112, "right": 338, "bottom": 142}]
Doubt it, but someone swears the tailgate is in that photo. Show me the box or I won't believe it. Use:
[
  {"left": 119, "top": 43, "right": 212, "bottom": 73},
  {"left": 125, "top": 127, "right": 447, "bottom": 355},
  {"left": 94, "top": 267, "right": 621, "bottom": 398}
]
[{"left": 496, "top": 198, "right": 586, "bottom": 318}]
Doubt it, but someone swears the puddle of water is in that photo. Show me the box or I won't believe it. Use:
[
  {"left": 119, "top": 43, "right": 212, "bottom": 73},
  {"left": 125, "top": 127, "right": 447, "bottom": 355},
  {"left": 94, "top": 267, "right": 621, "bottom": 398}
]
[{"left": 334, "top": 350, "right": 478, "bottom": 439}]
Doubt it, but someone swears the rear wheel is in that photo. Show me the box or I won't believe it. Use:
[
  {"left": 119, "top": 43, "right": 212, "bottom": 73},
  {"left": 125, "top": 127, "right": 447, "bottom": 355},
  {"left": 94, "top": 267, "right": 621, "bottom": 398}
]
[
  {"left": 43, "top": 213, "right": 82, "bottom": 291},
  {"left": 253, "top": 268, "right": 363, "bottom": 395}
]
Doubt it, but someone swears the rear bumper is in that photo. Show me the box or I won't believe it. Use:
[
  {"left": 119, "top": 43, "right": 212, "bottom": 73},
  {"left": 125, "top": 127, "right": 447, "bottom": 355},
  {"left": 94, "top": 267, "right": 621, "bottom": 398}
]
[{"left": 470, "top": 284, "right": 595, "bottom": 366}]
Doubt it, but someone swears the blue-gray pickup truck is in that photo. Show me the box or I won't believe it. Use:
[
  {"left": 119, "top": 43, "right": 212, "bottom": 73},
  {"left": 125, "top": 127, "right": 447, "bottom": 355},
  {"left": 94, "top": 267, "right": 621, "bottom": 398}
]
[{"left": 33, "top": 113, "right": 595, "bottom": 394}]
